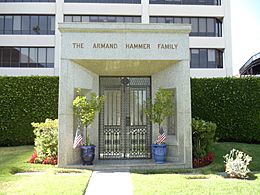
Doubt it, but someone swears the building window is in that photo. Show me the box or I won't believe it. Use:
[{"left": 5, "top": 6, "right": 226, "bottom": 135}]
[
  {"left": 64, "top": 0, "right": 141, "bottom": 3},
  {"left": 0, "top": 15, "right": 55, "bottom": 35},
  {"left": 0, "top": 0, "right": 55, "bottom": 2},
  {"left": 150, "top": 16, "right": 222, "bottom": 37},
  {"left": 149, "top": 0, "right": 221, "bottom": 5},
  {"left": 64, "top": 15, "right": 141, "bottom": 23},
  {"left": 190, "top": 48, "right": 223, "bottom": 68},
  {"left": 0, "top": 47, "right": 54, "bottom": 68}
]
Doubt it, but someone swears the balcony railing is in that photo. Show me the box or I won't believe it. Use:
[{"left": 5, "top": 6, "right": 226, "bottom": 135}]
[{"left": 240, "top": 52, "right": 260, "bottom": 75}]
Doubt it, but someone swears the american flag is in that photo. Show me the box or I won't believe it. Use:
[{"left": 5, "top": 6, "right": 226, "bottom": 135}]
[
  {"left": 73, "top": 127, "right": 83, "bottom": 149},
  {"left": 156, "top": 127, "right": 167, "bottom": 144}
]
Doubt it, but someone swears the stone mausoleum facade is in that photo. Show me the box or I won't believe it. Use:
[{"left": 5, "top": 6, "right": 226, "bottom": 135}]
[{"left": 58, "top": 23, "right": 192, "bottom": 168}]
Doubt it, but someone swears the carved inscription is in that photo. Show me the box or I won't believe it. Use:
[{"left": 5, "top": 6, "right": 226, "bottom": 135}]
[
  {"left": 72, "top": 43, "right": 84, "bottom": 48},
  {"left": 158, "top": 44, "right": 178, "bottom": 50},
  {"left": 125, "top": 43, "right": 151, "bottom": 49},
  {"left": 93, "top": 43, "right": 118, "bottom": 49},
  {"left": 72, "top": 42, "right": 178, "bottom": 51}
]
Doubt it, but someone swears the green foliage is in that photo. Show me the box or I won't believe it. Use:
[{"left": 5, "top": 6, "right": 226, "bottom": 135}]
[
  {"left": 73, "top": 90, "right": 105, "bottom": 145},
  {"left": 32, "top": 119, "right": 58, "bottom": 161},
  {"left": 144, "top": 87, "right": 174, "bottom": 132},
  {"left": 191, "top": 77, "right": 260, "bottom": 143},
  {"left": 0, "top": 76, "right": 59, "bottom": 146},
  {"left": 192, "top": 118, "right": 216, "bottom": 158},
  {"left": 1, "top": 76, "right": 258, "bottom": 146},
  {"left": 224, "top": 148, "right": 252, "bottom": 179}
]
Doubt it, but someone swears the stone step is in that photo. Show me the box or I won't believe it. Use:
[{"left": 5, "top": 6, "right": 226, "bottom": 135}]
[{"left": 65, "top": 160, "right": 186, "bottom": 171}]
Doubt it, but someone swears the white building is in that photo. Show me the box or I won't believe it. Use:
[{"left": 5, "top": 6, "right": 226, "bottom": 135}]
[{"left": 0, "top": 0, "right": 232, "bottom": 78}]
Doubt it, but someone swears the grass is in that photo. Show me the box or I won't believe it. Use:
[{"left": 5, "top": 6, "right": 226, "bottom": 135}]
[
  {"left": 1, "top": 142, "right": 260, "bottom": 194},
  {"left": 0, "top": 146, "right": 91, "bottom": 195},
  {"left": 132, "top": 173, "right": 260, "bottom": 195},
  {"left": 132, "top": 142, "right": 260, "bottom": 195},
  {"left": 200, "top": 142, "right": 260, "bottom": 173}
]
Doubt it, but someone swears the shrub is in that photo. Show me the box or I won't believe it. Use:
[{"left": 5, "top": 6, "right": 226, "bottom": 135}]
[
  {"left": 31, "top": 119, "right": 58, "bottom": 163},
  {"left": 191, "top": 77, "right": 260, "bottom": 143},
  {"left": 0, "top": 76, "right": 59, "bottom": 146},
  {"left": 192, "top": 118, "right": 216, "bottom": 159},
  {"left": 223, "top": 149, "right": 252, "bottom": 179}
]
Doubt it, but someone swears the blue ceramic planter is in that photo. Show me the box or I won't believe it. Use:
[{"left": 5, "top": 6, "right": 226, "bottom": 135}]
[
  {"left": 80, "top": 145, "right": 96, "bottom": 165},
  {"left": 152, "top": 144, "right": 167, "bottom": 164}
]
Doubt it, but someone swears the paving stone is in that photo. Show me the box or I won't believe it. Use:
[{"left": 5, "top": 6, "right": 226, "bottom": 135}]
[{"left": 85, "top": 171, "right": 133, "bottom": 195}]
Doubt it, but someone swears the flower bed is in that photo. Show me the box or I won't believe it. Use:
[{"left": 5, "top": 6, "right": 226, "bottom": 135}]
[
  {"left": 193, "top": 152, "right": 214, "bottom": 168},
  {"left": 28, "top": 151, "right": 57, "bottom": 165}
]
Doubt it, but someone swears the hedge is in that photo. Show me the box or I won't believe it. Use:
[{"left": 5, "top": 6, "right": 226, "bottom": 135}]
[
  {"left": 1, "top": 76, "right": 259, "bottom": 146},
  {"left": 0, "top": 77, "right": 59, "bottom": 146},
  {"left": 191, "top": 77, "right": 260, "bottom": 143}
]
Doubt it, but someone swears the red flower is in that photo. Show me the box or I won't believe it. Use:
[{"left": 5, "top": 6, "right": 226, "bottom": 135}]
[
  {"left": 28, "top": 151, "right": 38, "bottom": 163},
  {"left": 50, "top": 157, "right": 58, "bottom": 165},
  {"left": 28, "top": 150, "right": 58, "bottom": 165},
  {"left": 42, "top": 157, "right": 50, "bottom": 164},
  {"left": 193, "top": 152, "right": 214, "bottom": 168},
  {"left": 42, "top": 156, "right": 58, "bottom": 165}
]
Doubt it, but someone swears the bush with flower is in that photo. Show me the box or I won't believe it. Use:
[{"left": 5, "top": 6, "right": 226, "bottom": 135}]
[
  {"left": 28, "top": 119, "right": 58, "bottom": 165},
  {"left": 192, "top": 118, "right": 216, "bottom": 168}
]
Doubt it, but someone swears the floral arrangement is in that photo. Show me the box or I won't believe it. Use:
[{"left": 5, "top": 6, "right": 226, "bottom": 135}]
[{"left": 223, "top": 148, "right": 252, "bottom": 179}]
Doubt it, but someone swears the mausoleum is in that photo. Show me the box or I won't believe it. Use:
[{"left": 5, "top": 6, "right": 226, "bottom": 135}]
[{"left": 58, "top": 23, "right": 192, "bottom": 168}]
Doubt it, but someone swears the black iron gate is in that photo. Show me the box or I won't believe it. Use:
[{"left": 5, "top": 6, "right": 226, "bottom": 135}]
[{"left": 99, "top": 77, "right": 151, "bottom": 159}]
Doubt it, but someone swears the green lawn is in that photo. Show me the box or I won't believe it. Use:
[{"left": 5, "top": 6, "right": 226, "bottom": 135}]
[
  {"left": 132, "top": 173, "right": 260, "bottom": 195},
  {"left": 132, "top": 142, "right": 260, "bottom": 195},
  {"left": 2, "top": 143, "right": 260, "bottom": 195},
  {"left": 0, "top": 146, "right": 91, "bottom": 195},
  {"left": 200, "top": 142, "right": 260, "bottom": 173}
]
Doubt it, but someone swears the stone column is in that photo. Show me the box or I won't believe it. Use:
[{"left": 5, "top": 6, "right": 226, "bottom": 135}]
[
  {"left": 58, "top": 59, "right": 99, "bottom": 167},
  {"left": 58, "top": 59, "right": 78, "bottom": 167},
  {"left": 152, "top": 60, "right": 192, "bottom": 168}
]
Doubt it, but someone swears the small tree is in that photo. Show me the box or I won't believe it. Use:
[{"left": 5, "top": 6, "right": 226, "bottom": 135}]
[
  {"left": 144, "top": 87, "right": 174, "bottom": 133},
  {"left": 73, "top": 90, "right": 105, "bottom": 145}
]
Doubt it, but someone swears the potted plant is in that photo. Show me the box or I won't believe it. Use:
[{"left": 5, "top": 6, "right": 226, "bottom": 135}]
[
  {"left": 73, "top": 89, "right": 105, "bottom": 165},
  {"left": 144, "top": 87, "right": 174, "bottom": 164}
]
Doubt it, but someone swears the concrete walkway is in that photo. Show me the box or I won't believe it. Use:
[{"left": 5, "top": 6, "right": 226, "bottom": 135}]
[{"left": 85, "top": 171, "right": 133, "bottom": 195}]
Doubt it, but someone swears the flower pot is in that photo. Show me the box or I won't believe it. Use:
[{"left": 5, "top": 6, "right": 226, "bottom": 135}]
[
  {"left": 80, "top": 145, "right": 96, "bottom": 165},
  {"left": 152, "top": 144, "right": 167, "bottom": 164}
]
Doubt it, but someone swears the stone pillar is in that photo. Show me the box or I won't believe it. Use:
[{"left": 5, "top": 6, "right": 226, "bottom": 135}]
[
  {"left": 58, "top": 59, "right": 78, "bottom": 167},
  {"left": 58, "top": 59, "right": 99, "bottom": 167},
  {"left": 152, "top": 60, "right": 192, "bottom": 168}
]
